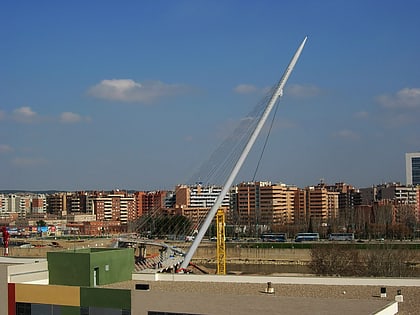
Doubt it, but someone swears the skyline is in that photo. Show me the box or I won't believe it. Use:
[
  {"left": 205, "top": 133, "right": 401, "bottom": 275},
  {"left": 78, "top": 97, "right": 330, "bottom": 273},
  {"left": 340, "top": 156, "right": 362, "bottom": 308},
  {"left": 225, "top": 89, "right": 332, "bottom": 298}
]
[{"left": 1, "top": 1, "right": 420, "bottom": 191}]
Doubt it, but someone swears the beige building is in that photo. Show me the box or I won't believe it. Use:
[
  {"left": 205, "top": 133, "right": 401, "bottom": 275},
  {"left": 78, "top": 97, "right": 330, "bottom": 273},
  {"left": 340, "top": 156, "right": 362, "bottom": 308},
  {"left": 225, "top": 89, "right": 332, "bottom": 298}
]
[
  {"left": 305, "top": 185, "right": 339, "bottom": 223},
  {"left": 233, "top": 182, "right": 299, "bottom": 229}
]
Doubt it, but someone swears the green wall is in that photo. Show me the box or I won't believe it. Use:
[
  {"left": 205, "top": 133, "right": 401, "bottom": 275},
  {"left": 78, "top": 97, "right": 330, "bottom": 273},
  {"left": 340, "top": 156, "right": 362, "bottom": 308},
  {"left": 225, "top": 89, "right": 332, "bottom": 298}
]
[
  {"left": 48, "top": 248, "right": 134, "bottom": 287},
  {"left": 60, "top": 306, "right": 81, "bottom": 315},
  {"left": 80, "top": 287, "right": 131, "bottom": 309},
  {"left": 48, "top": 250, "right": 91, "bottom": 286}
]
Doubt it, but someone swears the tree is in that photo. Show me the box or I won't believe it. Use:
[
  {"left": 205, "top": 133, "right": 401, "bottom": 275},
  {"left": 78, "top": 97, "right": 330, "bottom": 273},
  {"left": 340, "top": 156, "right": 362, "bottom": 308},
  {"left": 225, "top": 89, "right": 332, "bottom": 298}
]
[
  {"left": 36, "top": 220, "right": 47, "bottom": 227},
  {"left": 133, "top": 214, "right": 192, "bottom": 238},
  {"left": 309, "top": 244, "right": 364, "bottom": 276},
  {"left": 307, "top": 217, "right": 314, "bottom": 233}
]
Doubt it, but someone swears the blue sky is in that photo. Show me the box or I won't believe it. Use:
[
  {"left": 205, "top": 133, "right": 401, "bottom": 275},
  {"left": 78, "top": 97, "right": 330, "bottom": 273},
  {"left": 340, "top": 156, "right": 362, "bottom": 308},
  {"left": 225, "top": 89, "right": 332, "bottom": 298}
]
[{"left": 1, "top": 1, "right": 420, "bottom": 191}]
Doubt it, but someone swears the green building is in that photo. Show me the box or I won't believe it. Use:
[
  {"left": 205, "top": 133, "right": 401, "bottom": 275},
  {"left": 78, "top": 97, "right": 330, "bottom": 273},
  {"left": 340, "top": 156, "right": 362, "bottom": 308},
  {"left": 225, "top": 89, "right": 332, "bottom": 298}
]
[
  {"left": 8, "top": 248, "right": 134, "bottom": 315},
  {"left": 47, "top": 248, "right": 134, "bottom": 287}
]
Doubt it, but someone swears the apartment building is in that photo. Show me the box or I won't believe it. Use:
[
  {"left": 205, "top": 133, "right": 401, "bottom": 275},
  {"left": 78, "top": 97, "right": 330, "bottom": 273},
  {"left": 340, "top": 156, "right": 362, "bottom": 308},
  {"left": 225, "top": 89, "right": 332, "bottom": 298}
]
[
  {"left": 134, "top": 190, "right": 169, "bottom": 217},
  {"left": 231, "top": 182, "right": 298, "bottom": 230},
  {"left": 30, "top": 194, "right": 46, "bottom": 214},
  {"left": 174, "top": 184, "right": 230, "bottom": 227},
  {"left": 87, "top": 191, "right": 135, "bottom": 225},
  {"left": 175, "top": 184, "right": 230, "bottom": 208},
  {"left": 0, "top": 194, "right": 46, "bottom": 219},
  {"left": 304, "top": 184, "right": 341, "bottom": 224},
  {"left": 46, "top": 193, "right": 69, "bottom": 217},
  {"left": 0, "top": 194, "right": 8, "bottom": 219},
  {"left": 360, "top": 183, "right": 418, "bottom": 207},
  {"left": 306, "top": 186, "right": 328, "bottom": 222}
]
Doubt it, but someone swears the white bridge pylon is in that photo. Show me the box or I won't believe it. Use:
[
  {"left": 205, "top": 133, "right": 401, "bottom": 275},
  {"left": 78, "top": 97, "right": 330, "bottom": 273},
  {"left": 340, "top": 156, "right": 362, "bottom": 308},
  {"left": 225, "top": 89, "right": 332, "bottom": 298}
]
[{"left": 180, "top": 36, "right": 308, "bottom": 270}]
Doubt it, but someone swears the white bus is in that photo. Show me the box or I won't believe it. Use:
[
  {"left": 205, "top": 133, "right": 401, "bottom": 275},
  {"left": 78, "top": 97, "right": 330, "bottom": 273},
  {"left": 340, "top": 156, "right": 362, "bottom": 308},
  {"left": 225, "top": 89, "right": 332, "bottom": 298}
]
[
  {"left": 295, "top": 233, "right": 319, "bottom": 242},
  {"left": 261, "top": 233, "right": 287, "bottom": 242},
  {"left": 328, "top": 233, "right": 354, "bottom": 241}
]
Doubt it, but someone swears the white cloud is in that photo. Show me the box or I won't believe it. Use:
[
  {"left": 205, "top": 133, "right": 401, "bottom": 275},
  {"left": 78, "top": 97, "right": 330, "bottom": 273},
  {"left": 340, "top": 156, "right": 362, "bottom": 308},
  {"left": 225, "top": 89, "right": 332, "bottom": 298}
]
[
  {"left": 354, "top": 111, "right": 369, "bottom": 119},
  {"left": 286, "top": 84, "right": 321, "bottom": 98},
  {"left": 333, "top": 129, "right": 359, "bottom": 140},
  {"left": 275, "top": 119, "right": 296, "bottom": 130},
  {"left": 233, "top": 84, "right": 258, "bottom": 94},
  {"left": 377, "top": 88, "right": 420, "bottom": 110},
  {"left": 12, "top": 157, "right": 47, "bottom": 167},
  {"left": 88, "top": 79, "right": 190, "bottom": 103},
  {"left": 0, "top": 144, "right": 13, "bottom": 154},
  {"left": 4, "top": 107, "right": 89, "bottom": 124},
  {"left": 13, "top": 106, "right": 37, "bottom": 123},
  {"left": 60, "top": 112, "right": 90, "bottom": 123}
]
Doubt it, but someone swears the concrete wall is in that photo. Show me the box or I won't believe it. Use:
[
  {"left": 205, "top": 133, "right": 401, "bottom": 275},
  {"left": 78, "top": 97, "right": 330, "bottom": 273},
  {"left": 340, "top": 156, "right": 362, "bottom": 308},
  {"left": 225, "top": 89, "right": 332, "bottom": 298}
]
[
  {"left": 194, "top": 246, "right": 311, "bottom": 263},
  {"left": 8, "top": 260, "right": 48, "bottom": 283},
  {"left": 0, "top": 265, "right": 8, "bottom": 315},
  {"left": 0, "top": 261, "right": 48, "bottom": 315}
]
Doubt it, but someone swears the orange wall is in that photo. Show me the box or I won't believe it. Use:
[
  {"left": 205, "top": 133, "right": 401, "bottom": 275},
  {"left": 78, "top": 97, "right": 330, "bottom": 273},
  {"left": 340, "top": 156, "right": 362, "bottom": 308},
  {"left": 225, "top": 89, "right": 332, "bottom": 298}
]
[{"left": 14, "top": 283, "right": 80, "bottom": 306}]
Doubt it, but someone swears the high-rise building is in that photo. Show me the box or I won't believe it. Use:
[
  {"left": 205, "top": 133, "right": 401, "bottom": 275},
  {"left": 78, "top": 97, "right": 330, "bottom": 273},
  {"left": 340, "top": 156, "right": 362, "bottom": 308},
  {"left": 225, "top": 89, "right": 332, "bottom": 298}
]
[
  {"left": 134, "top": 190, "right": 169, "bottom": 217},
  {"left": 232, "top": 181, "right": 298, "bottom": 229},
  {"left": 31, "top": 194, "right": 46, "bottom": 214},
  {"left": 47, "top": 193, "right": 69, "bottom": 217},
  {"left": 406, "top": 152, "right": 420, "bottom": 186},
  {"left": 173, "top": 184, "right": 230, "bottom": 229},
  {"left": 88, "top": 191, "right": 135, "bottom": 225},
  {"left": 175, "top": 184, "right": 230, "bottom": 209}
]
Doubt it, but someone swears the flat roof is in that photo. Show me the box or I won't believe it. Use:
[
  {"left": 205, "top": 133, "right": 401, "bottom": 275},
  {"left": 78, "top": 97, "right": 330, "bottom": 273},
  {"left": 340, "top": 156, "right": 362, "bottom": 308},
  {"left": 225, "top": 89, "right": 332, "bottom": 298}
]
[{"left": 102, "top": 277, "right": 415, "bottom": 315}]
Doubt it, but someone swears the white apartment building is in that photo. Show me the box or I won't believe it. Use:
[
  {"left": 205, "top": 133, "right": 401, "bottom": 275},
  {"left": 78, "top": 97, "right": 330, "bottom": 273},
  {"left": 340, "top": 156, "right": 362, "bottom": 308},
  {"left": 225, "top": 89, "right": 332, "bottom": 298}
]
[{"left": 176, "top": 184, "right": 230, "bottom": 208}]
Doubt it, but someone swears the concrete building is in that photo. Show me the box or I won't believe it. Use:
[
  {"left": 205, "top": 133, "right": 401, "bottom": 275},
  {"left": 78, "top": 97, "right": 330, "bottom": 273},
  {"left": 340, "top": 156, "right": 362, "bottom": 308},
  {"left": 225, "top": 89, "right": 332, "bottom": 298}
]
[
  {"left": 87, "top": 191, "right": 136, "bottom": 225},
  {"left": 359, "top": 183, "right": 419, "bottom": 223},
  {"left": 1, "top": 253, "right": 410, "bottom": 315},
  {"left": 134, "top": 190, "right": 170, "bottom": 217},
  {"left": 173, "top": 184, "right": 230, "bottom": 229},
  {"left": 0, "top": 194, "right": 47, "bottom": 220},
  {"left": 406, "top": 152, "right": 420, "bottom": 186},
  {"left": 30, "top": 194, "right": 46, "bottom": 214},
  {"left": 306, "top": 186, "right": 328, "bottom": 222},
  {"left": 324, "top": 183, "right": 362, "bottom": 225},
  {"left": 175, "top": 184, "right": 230, "bottom": 209},
  {"left": 46, "top": 193, "right": 69, "bottom": 217},
  {"left": 0, "top": 194, "right": 9, "bottom": 220},
  {"left": 1, "top": 247, "right": 133, "bottom": 315},
  {"left": 233, "top": 181, "right": 299, "bottom": 229}
]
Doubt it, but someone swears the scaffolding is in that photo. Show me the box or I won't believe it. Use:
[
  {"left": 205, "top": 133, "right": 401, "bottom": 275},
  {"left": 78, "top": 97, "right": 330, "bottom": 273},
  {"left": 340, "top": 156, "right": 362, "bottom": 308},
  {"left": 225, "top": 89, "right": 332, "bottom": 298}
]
[{"left": 216, "top": 208, "right": 226, "bottom": 275}]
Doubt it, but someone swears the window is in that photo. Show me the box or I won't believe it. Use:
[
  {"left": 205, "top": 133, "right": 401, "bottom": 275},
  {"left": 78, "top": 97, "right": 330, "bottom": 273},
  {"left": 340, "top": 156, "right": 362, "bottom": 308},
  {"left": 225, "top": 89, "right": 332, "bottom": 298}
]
[{"left": 16, "top": 303, "right": 31, "bottom": 315}]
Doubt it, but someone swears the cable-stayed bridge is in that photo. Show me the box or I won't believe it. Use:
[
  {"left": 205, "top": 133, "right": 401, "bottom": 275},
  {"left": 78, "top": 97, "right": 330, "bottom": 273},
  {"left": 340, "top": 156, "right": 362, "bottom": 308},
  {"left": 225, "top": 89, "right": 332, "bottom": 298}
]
[{"left": 130, "top": 37, "right": 307, "bottom": 273}]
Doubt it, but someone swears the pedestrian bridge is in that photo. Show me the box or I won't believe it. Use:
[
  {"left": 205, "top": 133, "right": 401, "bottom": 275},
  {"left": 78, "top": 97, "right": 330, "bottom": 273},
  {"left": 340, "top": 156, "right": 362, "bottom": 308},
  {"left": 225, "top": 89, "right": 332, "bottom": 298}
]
[{"left": 115, "top": 238, "right": 185, "bottom": 273}]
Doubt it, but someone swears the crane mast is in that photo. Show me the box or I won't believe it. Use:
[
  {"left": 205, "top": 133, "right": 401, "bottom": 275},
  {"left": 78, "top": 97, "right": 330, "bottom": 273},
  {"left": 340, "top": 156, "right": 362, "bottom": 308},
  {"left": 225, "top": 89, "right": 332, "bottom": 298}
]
[{"left": 180, "top": 36, "right": 308, "bottom": 270}]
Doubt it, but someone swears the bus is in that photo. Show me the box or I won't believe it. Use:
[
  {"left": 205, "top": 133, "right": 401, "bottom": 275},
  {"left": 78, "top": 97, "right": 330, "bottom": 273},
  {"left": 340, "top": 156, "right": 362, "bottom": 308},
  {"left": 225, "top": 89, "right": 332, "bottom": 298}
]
[
  {"left": 261, "top": 233, "right": 287, "bottom": 242},
  {"left": 328, "top": 233, "right": 354, "bottom": 241},
  {"left": 294, "top": 233, "right": 319, "bottom": 242}
]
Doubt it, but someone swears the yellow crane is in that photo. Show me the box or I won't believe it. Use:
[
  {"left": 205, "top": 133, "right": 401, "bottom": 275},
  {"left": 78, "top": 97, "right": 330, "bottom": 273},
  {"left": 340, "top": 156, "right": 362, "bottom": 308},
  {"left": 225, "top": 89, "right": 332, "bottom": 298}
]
[{"left": 216, "top": 208, "right": 226, "bottom": 275}]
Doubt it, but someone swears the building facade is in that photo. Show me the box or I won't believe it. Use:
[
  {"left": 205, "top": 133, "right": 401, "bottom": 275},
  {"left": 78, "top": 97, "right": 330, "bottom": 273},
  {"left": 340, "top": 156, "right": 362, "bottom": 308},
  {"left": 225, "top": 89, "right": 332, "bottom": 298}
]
[
  {"left": 406, "top": 152, "right": 420, "bottom": 186},
  {"left": 231, "top": 182, "right": 299, "bottom": 231}
]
